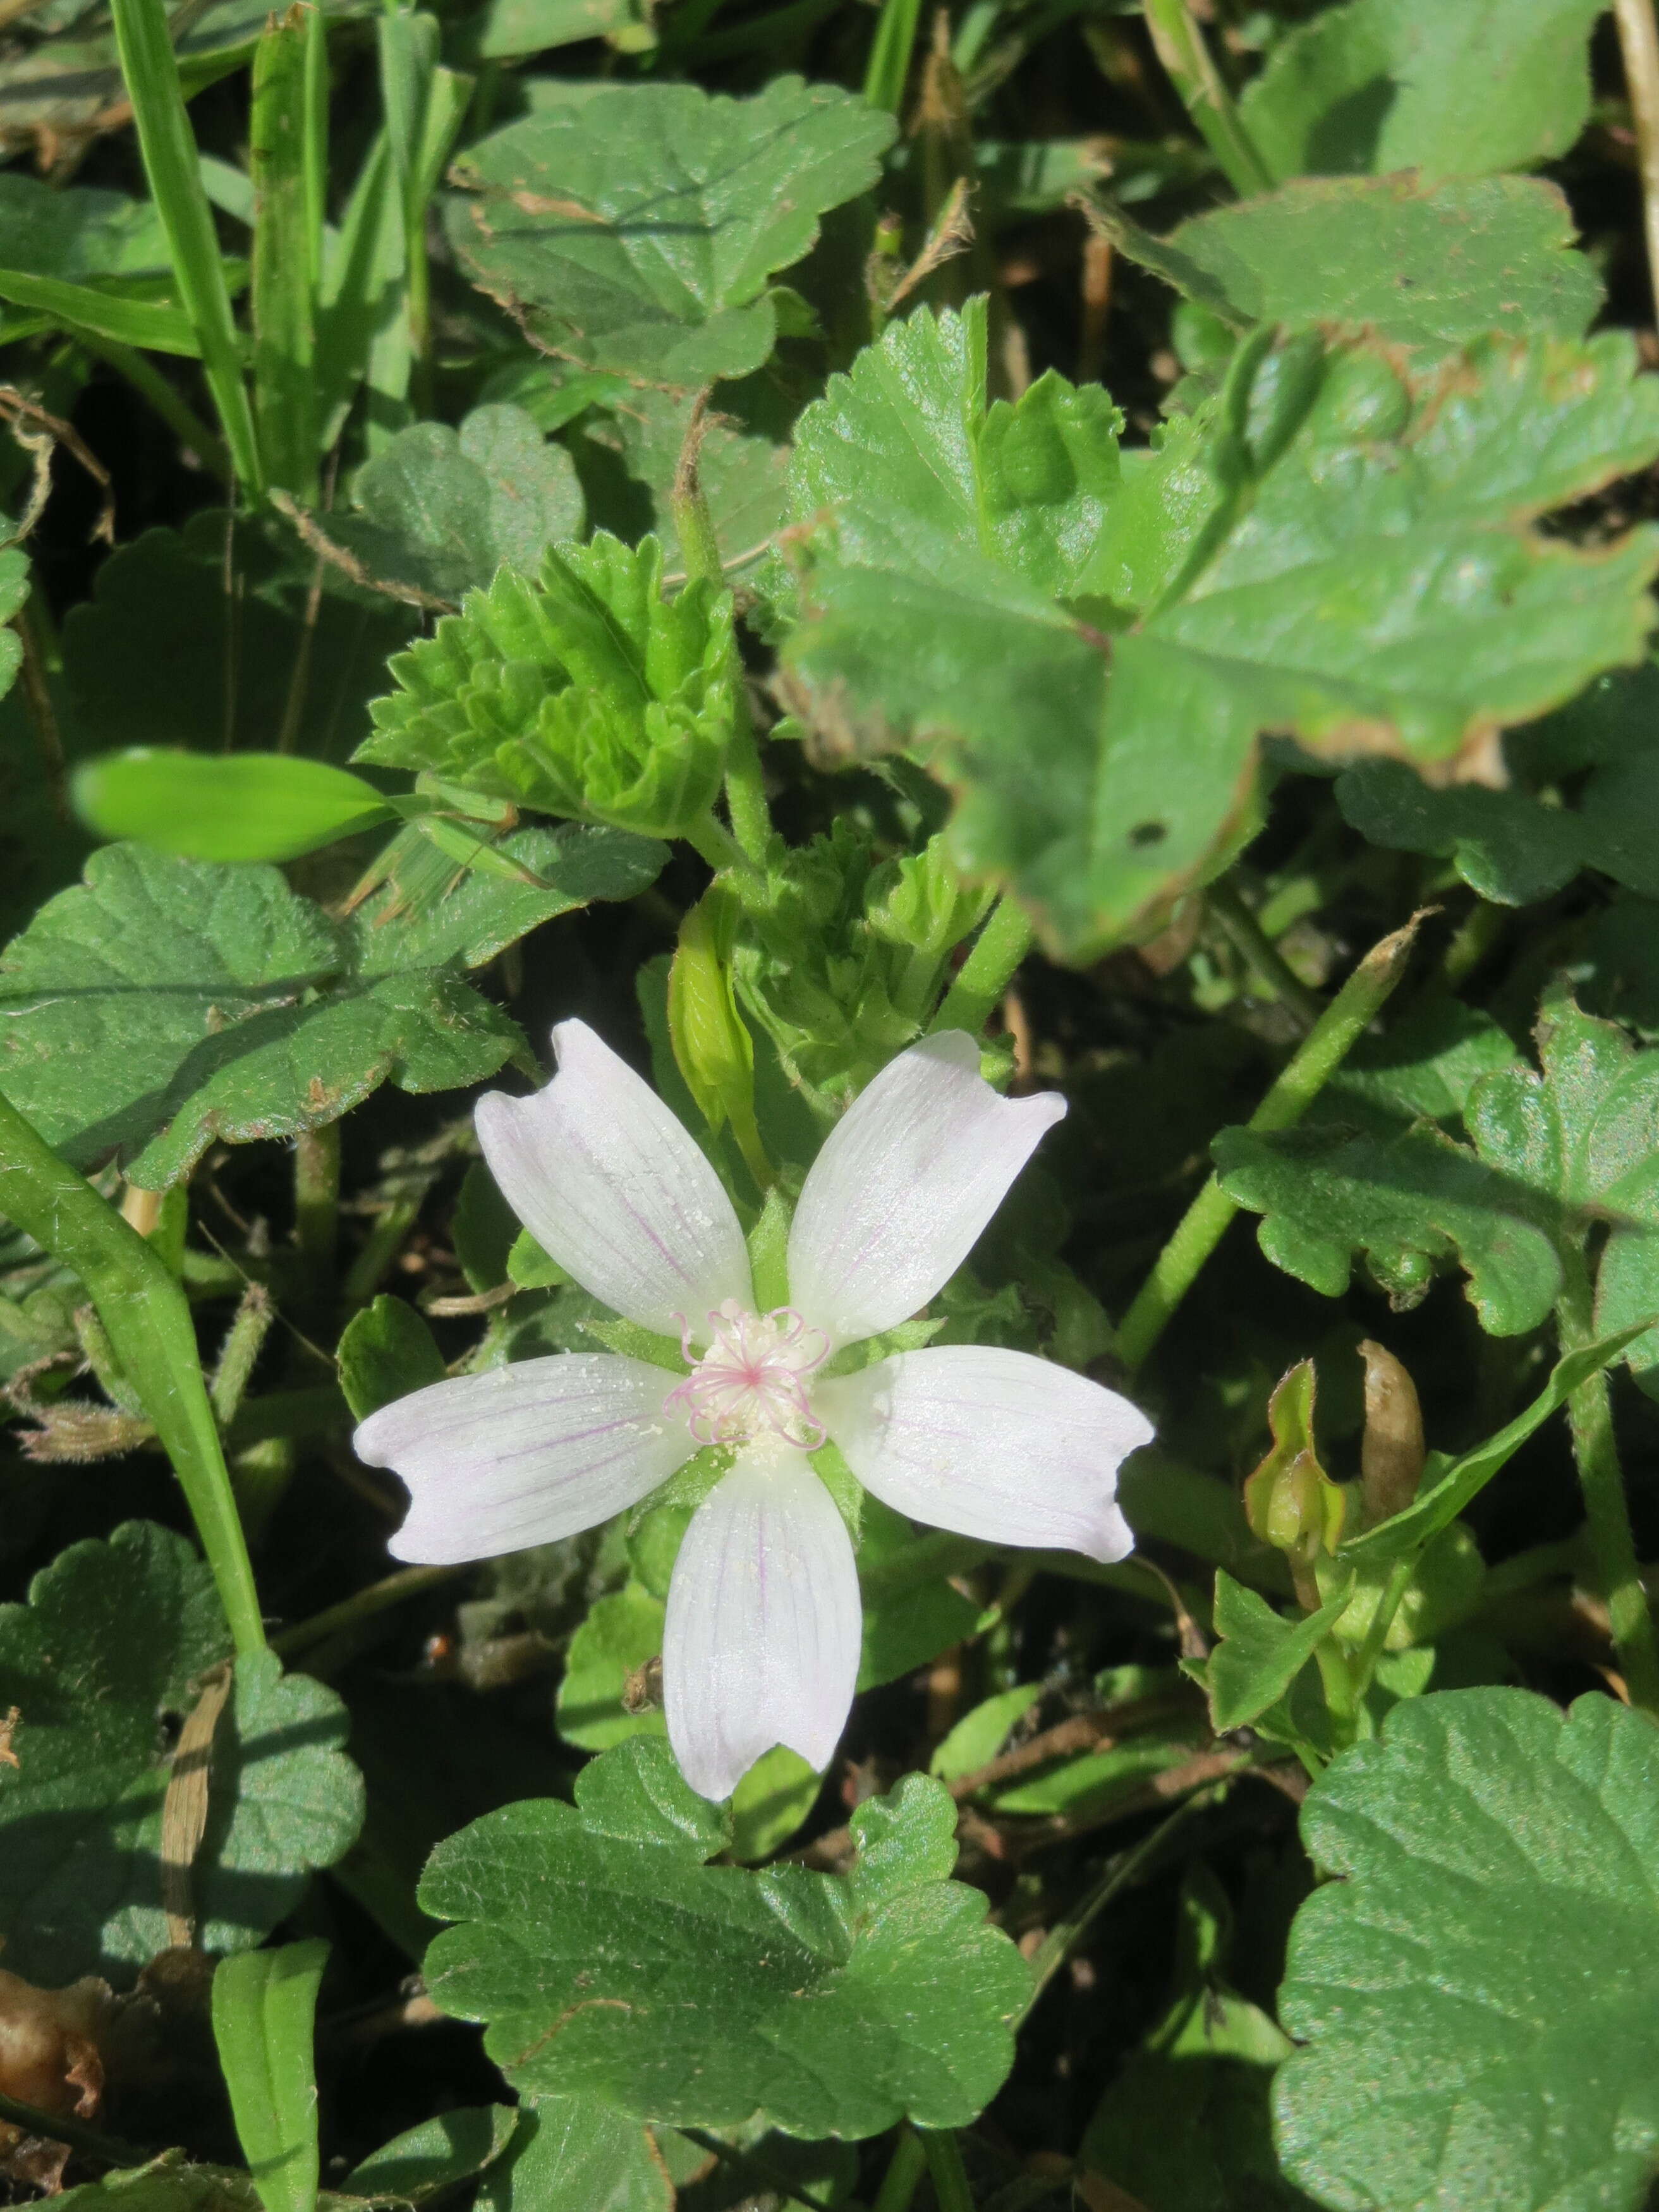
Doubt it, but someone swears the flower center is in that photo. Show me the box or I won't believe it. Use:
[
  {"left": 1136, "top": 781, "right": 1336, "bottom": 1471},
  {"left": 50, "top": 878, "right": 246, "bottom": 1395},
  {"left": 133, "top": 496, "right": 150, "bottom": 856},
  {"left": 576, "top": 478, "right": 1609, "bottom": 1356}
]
[{"left": 665, "top": 1300, "right": 830, "bottom": 1449}]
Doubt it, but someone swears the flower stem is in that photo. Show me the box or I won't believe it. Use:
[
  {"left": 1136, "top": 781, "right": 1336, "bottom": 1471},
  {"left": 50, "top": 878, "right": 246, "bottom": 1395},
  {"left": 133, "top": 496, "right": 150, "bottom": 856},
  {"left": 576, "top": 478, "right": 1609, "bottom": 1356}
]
[
  {"left": 272, "top": 1562, "right": 462, "bottom": 1660},
  {"left": 1115, "top": 912, "right": 1425, "bottom": 1372},
  {"left": 1141, "top": 0, "right": 1273, "bottom": 197},
  {"left": 686, "top": 809, "right": 766, "bottom": 887},
  {"left": 928, "top": 896, "right": 1035, "bottom": 1036},
  {"left": 722, "top": 714, "right": 774, "bottom": 865},
  {"left": 920, "top": 2130, "right": 976, "bottom": 2212},
  {"left": 1207, "top": 879, "right": 1322, "bottom": 1030},
  {"left": 295, "top": 1122, "right": 341, "bottom": 1282},
  {"left": 872, "top": 2129, "right": 927, "bottom": 2212},
  {"left": 1557, "top": 1260, "right": 1659, "bottom": 1713},
  {"left": 1617, "top": 0, "right": 1659, "bottom": 332}
]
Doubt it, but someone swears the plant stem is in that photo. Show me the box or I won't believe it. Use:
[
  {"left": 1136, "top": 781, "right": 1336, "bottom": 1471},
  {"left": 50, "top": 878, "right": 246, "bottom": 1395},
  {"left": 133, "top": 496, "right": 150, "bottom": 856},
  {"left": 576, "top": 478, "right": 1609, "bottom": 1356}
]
[
  {"left": 1141, "top": 0, "right": 1273, "bottom": 197},
  {"left": 929, "top": 896, "right": 1035, "bottom": 1036},
  {"left": 722, "top": 717, "right": 773, "bottom": 864},
  {"left": 107, "top": 0, "right": 262, "bottom": 492},
  {"left": 0, "top": 2091, "right": 154, "bottom": 2168},
  {"left": 872, "top": 2129, "right": 927, "bottom": 2212},
  {"left": 0, "top": 1091, "right": 265, "bottom": 1655},
  {"left": 685, "top": 809, "right": 765, "bottom": 884},
  {"left": 1557, "top": 1261, "right": 1659, "bottom": 1713},
  {"left": 1207, "top": 879, "right": 1322, "bottom": 1029},
  {"left": 920, "top": 2130, "right": 976, "bottom": 2212},
  {"left": 295, "top": 1122, "right": 341, "bottom": 1281},
  {"left": 272, "top": 1562, "right": 461, "bottom": 1658},
  {"left": 1115, "top": 912, "right": 1425, "bottom": 1371},
  {"left": 1617, "top": 0, "right": 1659, "bottom": 331}
]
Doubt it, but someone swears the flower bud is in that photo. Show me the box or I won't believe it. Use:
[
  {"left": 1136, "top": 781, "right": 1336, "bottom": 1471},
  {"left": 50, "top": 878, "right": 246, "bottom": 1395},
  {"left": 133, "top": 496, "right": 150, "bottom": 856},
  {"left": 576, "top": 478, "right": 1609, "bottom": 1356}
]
[
  {"left": 1243, "top": 1359, "right": 1346, "bottom": 1610},
  {"left": 1358, "top": 1339, "right": 1425, "bottom": 1527}
]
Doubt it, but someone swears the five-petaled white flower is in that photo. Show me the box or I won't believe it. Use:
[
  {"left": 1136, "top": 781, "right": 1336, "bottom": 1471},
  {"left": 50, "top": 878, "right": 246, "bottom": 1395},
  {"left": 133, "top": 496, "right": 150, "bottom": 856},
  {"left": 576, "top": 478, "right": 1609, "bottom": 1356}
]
[{"left": 354, "top": 1021, "right": 1153, "bottom": 1801}]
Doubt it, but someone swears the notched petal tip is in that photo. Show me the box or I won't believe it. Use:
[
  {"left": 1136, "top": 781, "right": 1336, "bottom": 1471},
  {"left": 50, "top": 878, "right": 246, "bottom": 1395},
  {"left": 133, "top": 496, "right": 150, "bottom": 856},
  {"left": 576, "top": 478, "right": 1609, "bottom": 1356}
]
[{"left": 663, "top": 1440, "right": 861, "bottom": 1802}]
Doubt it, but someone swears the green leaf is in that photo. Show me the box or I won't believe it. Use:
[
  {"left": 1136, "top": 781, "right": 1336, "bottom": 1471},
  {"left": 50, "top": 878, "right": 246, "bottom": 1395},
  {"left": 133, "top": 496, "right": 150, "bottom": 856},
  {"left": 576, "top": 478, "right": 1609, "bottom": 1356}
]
[
  {"left": 783, "top": 310, "right": 1659, "bottom": 957},
  {"left": 1105, "top": 173, "right": 1601, "bottom": 352},
  {"left": 314, "top": 406, "right": 585, "bottom": 605},
  {"left": 336, "top": 1294, "right": 446, "bottom": 1421},
  {"left": 475, "top": 2100, "right": 671, "bottom": 2212},
  {"left": 1276, "top": 1687, "right": 1659, "bottom": 2212},
  {"left": 346, "top": 823, "right": 667, "bottom": 974},
  {"left": 464, "top": 0, "right": 655, "bottom": 59},
  {"left": 0, "top": 844, "right": 526, "bottom": 1188},
  {"left": 62, "top": 510, "right": 414, "bottom": 759},
  {"left": 54, "top": 2159, "right": 357, "bottom": 2212},
  {"left": 446, "top": 78, "right": 894, "bottom": 382},
  {"left": 1336, "top": 757, "right": 1589, "bottom": 905},
  {"left": 1212, "top": 1117, "right": 1562, "bottom": 1333},
  {"left": 1081, "top": 1877, "right": 1312, "bottom": 2212},
  {"left": 73, "top": 751, "right": 393, "bottom": 864},
  {"left": 348, "top": 2109, "right": 521, "bottom": 2201},
  {"left": 0, "top": 268, "right": 202, "bottom": 354},
  {"left": 418, "top": 1735, "right": 1031, "bottom": 2137},
  {"left": 930, "top": 1684, "right": 1043, "bottom": 1782},
  {"left": 358, "top": 535, "right": 738, "bottom": 839},
  {"left": 212, "top": 1940, "right": 329, "bottom": 2212},
  {"left": 1204, "top": 1570, "right": 1351, "bottom": 1733},
  {"left": 0, "top": 173, "right": 171, "bottom": 278},
  {"left": 554, "top": 1579, "right": 820, "bottom": 1861},
  {"left": 0, "top": 1522, "right": 362, "bottom": 1983},
  {"left": 1239, "top": 0, "right": 1606, "bottom": 183}
]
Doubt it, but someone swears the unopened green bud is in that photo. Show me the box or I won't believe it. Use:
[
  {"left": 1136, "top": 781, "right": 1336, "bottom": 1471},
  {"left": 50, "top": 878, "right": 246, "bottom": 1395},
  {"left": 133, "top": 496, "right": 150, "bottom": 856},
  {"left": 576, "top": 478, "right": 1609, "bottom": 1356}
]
[
  {"left": 668, "top": 886, "right": 770, "bottom": 1188},
  {"left": 1243, "top": 1359, "right": 1346, "bottom": 1610}
]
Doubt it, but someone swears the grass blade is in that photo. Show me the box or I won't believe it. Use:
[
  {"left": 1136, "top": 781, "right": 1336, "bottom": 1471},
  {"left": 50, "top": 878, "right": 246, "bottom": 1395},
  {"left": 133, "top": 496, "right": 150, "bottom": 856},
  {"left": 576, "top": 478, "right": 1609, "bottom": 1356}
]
[
  {"left": 0, "top": 1087, "right": 266, "bottom": 1657},
  {"left": 109, "top": 0, "right": 264, "bottom": 492},
  {"left": 252, "top": 3, "right": 319, "bottom": 496},
  {"left": 0, "top": 269, "right": 202, "bottom": 355}
]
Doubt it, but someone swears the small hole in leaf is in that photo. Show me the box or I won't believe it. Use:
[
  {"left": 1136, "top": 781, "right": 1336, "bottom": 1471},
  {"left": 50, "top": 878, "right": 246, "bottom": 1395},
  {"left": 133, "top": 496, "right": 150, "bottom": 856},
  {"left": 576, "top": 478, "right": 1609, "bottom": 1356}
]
[{"left": 1128, "top": 821, "right": 1167, "bottom": 849}]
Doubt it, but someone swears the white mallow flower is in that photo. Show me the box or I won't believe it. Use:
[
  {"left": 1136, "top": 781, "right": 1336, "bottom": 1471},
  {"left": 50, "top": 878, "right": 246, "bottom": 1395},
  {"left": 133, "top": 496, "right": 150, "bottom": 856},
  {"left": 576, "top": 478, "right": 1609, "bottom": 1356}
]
[{"left": 354, "top": 1020, "right": 1153, "bottom": 1801}]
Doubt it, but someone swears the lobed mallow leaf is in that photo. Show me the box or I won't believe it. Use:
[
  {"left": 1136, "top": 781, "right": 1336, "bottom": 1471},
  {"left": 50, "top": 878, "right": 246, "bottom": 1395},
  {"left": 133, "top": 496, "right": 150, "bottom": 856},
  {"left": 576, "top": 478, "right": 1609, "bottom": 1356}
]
[
  {"left": 358, "top": 535, "right": 739, "bottom": 839},
  {"left": 782, "top": 305, "right": 1659, "bottom": 957},
  {"left": 0, "top": 1521, "right": 363, "bottom": 1983},
  {"left": 1239, "top": 0, "right": 1607, "bottom": 183},
  {"left": 418, "top": 1734, "right": 1031, "bottom": 2138},
  {"left": 0, "top": 835, "right": 658, "bottom": 1187},
  {"left": 1276, "top": 1687, "right": 1659, "bottom": 2212},
  {"left": 1105, "top": 173, "right": 1601, "bottom": 352},
  {"left": 306, "top": 404, "right": 585, "bottom": 607},
  {"left": 446, "top": 79, "right": 894, "bottom": 384}
]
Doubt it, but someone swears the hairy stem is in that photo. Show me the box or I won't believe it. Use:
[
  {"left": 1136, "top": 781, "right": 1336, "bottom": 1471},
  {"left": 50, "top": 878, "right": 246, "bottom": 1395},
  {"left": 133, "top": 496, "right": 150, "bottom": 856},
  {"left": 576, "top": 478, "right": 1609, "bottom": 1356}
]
[
  {"left": 929, "top": 896, "right": 1035, "bottom": 1036},
  {"left": 1115, "top": 912, "right": 1425, "bottom": 1371},
  {"left": 295, "top": 1122, "right": 342, "bottom": 1282},
  {"left": 1557, "top": 1260, "right": 1659, "bottom": 1713}
]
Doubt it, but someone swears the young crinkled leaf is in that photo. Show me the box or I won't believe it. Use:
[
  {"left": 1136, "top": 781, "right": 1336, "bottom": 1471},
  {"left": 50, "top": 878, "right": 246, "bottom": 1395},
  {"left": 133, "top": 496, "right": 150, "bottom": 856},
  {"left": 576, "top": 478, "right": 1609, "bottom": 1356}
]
[
  {"left": 358, "top": 535, "right": 738, "bottom": 840},
  {"left": 0, "top": 834, "right": 659, "bottom": 1187},
  {"left": 445, "top": 79, "right": 894, "bottom": 384},
  {"left": 1238, "top": 0, "right": 1607, "bottom": 183},
  {"left": 782, "top": 305, "right": 1659, "bottom": 957},
  {"left": 1276, "top": 1688, "right": 1659, "bottom": 2212},
  {"left": 1102, "top": 173, "right": 1601, "bottom": 353},
  {"left": 0, "top": 546, "right": 28, "bottom": 709},
  {"left": 0, "top": 1522, "right": 362, "bottom": 1984},
  {"left": 418, "top": 1734, "right": 1030, "bottom": 2137}
]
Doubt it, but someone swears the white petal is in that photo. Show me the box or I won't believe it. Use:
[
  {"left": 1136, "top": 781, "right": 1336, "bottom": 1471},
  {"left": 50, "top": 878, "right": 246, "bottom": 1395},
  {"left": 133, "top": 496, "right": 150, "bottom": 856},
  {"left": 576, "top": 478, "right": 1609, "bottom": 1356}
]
[
  {"left": 663, "top": 1435, "right": 861, "bottom": 1801},
  {"left": 356, "top": 1353, "right": 696, "bottom": 1564},
  {"left": 475, "top": 1019, "right": 752, "bottom": 1339},
  {"left": 815, "top": 1345, "right": 1152, "bottom": 1562},
  {"left": 787, "top": 1031, "right": 1066, "bottom": 1347}
]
